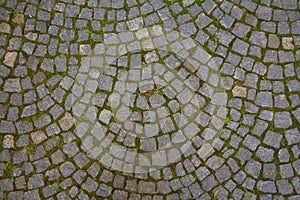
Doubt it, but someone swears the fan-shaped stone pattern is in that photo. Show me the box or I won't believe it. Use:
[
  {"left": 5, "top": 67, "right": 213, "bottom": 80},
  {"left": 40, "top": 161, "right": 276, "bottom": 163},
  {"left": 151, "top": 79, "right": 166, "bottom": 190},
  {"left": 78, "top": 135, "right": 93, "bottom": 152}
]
[
  {"left": 0, "top": 0, "right": 299, "bottom": 199},
  {"left": 72, "top": 26, "right": 227, "bottom": 174}
]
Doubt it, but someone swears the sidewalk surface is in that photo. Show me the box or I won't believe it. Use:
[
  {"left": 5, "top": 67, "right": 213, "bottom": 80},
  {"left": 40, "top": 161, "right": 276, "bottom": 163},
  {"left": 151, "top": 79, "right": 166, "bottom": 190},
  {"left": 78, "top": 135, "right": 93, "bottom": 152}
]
[{"left": 0, "top": 0, "right": 300, "bottom": 199}]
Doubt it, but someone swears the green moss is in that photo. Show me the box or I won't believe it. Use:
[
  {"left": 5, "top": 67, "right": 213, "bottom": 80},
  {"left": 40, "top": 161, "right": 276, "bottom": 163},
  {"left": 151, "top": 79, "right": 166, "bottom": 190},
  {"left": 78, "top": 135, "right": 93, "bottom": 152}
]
[
  {"left": 240, "top": 105, "right": 246, "bottom": 115},
  {"left": 162, "top": 0, "right": 175, "bottom": 7},
  {"left": 57, "top": 139, "right": 64, "bottom": 149},
  {"left": 213, "top": 189, "right": 220, "bottom": 199},
  {"left": 138, "top": 87, "right": 164, "bottom": 101},
  {"left": 3, "top": 162, "right": 13, "bottom": 179},
  {"left": 195, "top": 0, "right": 205, "bottom": 4},
  {"left": 276, "top": 165, "right": 281, "bottom": 178},
  {"left": 25, "top": 145, "right": 35, "bottom": 157},
  {"left": 75, "top": 114, "right": 89, "bottom": 125},
  {"left": 224, "top": 116, "right": 232, "bottom": 125},
  {"left": 12, "top": 10, "right": 20, "bottom": 17},
  {"left": 280, "top": 138, "right": 287, "bottom": 147}
]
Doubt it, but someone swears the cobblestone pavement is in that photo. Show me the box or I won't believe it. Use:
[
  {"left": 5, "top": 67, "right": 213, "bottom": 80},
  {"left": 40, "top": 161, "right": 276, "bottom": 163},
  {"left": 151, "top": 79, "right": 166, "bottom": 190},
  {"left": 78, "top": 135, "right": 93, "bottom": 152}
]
[{"left": 0, "top": 0, "right": 300, "bottom": 199}]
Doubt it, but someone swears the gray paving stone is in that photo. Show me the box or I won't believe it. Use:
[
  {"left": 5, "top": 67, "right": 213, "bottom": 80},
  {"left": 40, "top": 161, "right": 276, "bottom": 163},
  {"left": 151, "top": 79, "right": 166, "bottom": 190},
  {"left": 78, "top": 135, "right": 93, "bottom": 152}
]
[
  {"left": 256, "top": 5, "right": 272, "bottom": 20},
  {"left": 207, "top": 156, "right": 225, "bottom": 170},
  {"left": 82, "top": 177, "right": 98, "bottom": 193},
  {"left": 7, "top": 191, "right": 24, "bottom": 200},
  {"left": 249, "top": 31, "right": 267, "bottom": 48},
  {"left": 257, "top": 147, "right": 274, "bottom": 162},
  {"left": 264, "top": 50, "right": 278, "bottom": 63},
  {"left": 243, "top": 135, "right": 260, "bottom": 152},
  {"left": 195, "top": 13, "right": 212, "bottom": 29},
  {"left": 28, "top": 174, "right": 44, "bottom": 189},
  {"left": 140, "top": 137, "right": 156, "bottom": 152},
  {"left": 202, "top": 0, "right": 217, "bottom": 13},
  {"left": 65, "top": 4, "right": 80, "bottom": 17},
  {"left": 257, "top": 181, "right": 277, "bottom": 193},
  {"left": 220, "top": 14, "right": 234, "bottom": 28},
  {"left": 255, "top": 92, "right": 273, "bottom": 107},
  {"left": 235, "top": 147, "right": 252, "bottom": 164},
  {"left": 46, "top": 169, "right": 60, "bottom": 181},
  {"left": 69, "top": 186, "right": 78, "bottom": 198},
  {"left": 280, "top": 163, "right": 294, "bottom": 178},
  {"left": 288, "top": 80, "right": 300, "bottom": 92},
  {"left": 259, "top": 110, "right": 273, "bottom": 122},
  {"left": 278, "top": 148, "right": 290, "bottom": 163},
  {"left": 277, "top": 180, "right": 294, "bottom": 195},
  {"left": 138, "top": 181, "right": 156, "bottom": 194},
  {"left": 96, "top": 184, "right": 113, "bottom": 197},
  {"left": 42, "top": 183, "right": 58, "bottom": 198},
  {"left": 33, "top": 158, "right": 51, "bottom": 173},
  {"left": 274, "top": 95, "right": 289, "bottom": 108},
  {"left": 179, "top": 23, "right": 196, "bottom": 37},
  {"left": 242, "top": 177, "right": 256, "bottom": 190},
  {"left": 3, "top": 78, "right": 21, "bottom": 92},
  {"left": 59, "top": 162, "right": 76, "bottom": 177},
  {"left": 244, "top": 73, "right": 258, "bottom": 88},
  {"left": 113, "top": 190, "right": 128, "bottom": 199},
  {"left": 232, "top": 39, "right": 249, "bottom": 55},
  {"left": 263, "top": 131, "right": 283, "bottom": 149},
  {"left": 274, "top": 112, "right": 293, "bottom": 128},
  {"left": 293, "top": 159, "right": 300, "bottom": 176},
  {"left": 245, "top": 159, "right": 262, "bottom": 178},
  {"left": 202, "top": 175, "right": 218, "bottom": 192},
  {"left": 74, "top": 152, "right": 89, "bottom": 169},
  {"left": 0, "top": 179, "right": 13, "bottom": 191},
  {"left": 215, "top": 165, "right": 231, "bottom": 183},
  {"left": 24, "top": 190, "right": 40, "bottom": 200},
  {"left": 285, "top": 128, "right": 300, "bottom": 145}
]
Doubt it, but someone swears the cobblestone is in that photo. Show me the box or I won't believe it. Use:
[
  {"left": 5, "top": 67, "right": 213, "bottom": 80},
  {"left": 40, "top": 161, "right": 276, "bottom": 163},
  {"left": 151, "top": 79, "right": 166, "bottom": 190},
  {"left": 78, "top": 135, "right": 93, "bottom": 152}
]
[{"left": 0, "top": 0, "right": 299, "bottom": 199}]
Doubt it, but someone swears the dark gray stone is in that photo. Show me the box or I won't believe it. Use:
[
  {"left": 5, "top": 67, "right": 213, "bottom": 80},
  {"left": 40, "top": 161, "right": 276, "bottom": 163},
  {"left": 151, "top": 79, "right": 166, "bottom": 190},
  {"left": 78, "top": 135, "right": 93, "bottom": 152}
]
[
  {"left": 255, "top": 92, "right": 273, "bottom": 107},
  {"left": 257, "top": 181, "right": 277, "bottom": 193},
  {"left": 215, "top": 165, "right": 231, "bottom": 183},
  {"left": 202, "top": 175, "right": 218, "bottom": 192},
  {"left": 274, "top": 112, "right": 293, "bottom": 128},
  {"left": 232, "top": 39, "right": 249, "bottom": 55},
  {"left": 250, "top": 31, "right": 267, "bottom": 48},
  {"left": 65, "top": 5, "right": 80, "bottom": 17},
  {"left": 28, "top": 174, "right": 44, "bottom": 189},
  {"left": 42, "top": 183, "right": 58, "bottom": 198},
  {"left": 96, "top": 184, "right": 112, "bottom": 197},
  {"left": 285, "top": 128, "right": 300, "bottom": 145},
  {"left": 256, "top": 147, "right": 274, "bottom": 162},
  {"left": 280, "top": 164, "right": 294, "bottom": 178},
  {"left": 245, "top": 159, "right": 262, "bottom": 178},
  {"left": 59, "top": 162, "right": 76, "bottom": 177},
  {"left": 276, "top": 180, "right": 294, "bottom": 195},
  {"left": 263, "top": 131, "right": 283, "bottom": 148},
  {"left": 24, "top": 190, "right": 40, "bottom": 200}
]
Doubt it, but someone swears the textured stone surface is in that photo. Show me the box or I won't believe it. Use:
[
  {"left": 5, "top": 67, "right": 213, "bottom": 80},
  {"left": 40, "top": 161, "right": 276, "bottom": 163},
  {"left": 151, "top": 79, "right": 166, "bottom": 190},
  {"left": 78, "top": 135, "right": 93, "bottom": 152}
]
[{"left": 0, "top": 0, "right": 299, "bottom": 199}]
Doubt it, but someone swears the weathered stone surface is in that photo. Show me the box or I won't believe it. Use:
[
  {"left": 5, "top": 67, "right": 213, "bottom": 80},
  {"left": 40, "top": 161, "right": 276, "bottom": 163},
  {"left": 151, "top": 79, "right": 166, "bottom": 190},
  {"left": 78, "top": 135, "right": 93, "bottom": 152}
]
[
  {"left": 3, "top": 78, "right": 21, "bottom": 92},
  {"left": 285, "top": 128, "right": 300, "bottom": 145},
  {"left": 282, "top": 37, "right": 294, "bottom": 50},
  {"left": 232, "top": 85, "right": 247, "bottom": 98},
  {"left": 0, "top": 1, "right": 299, "bottom": 199},
  {"left": 3, "top": 135, "right": 14, "bottom": 149},
  {"left": 263, "top": 131, "right": 283, "bottom": 149},
  {"left": 59, "top": 112, "right": 75, "bottom": 131},
  {"left": 274, "top": 112, "right": 293, "bottom": 128},
  {"left": 257, "top": 181, "right": 277, "bottom": 193},
  {"left": 197, "top": 143, "right": 215, "bottom": 160},
  {"left": 4, "top": 52, "right": 17, "bottom": 67}
]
